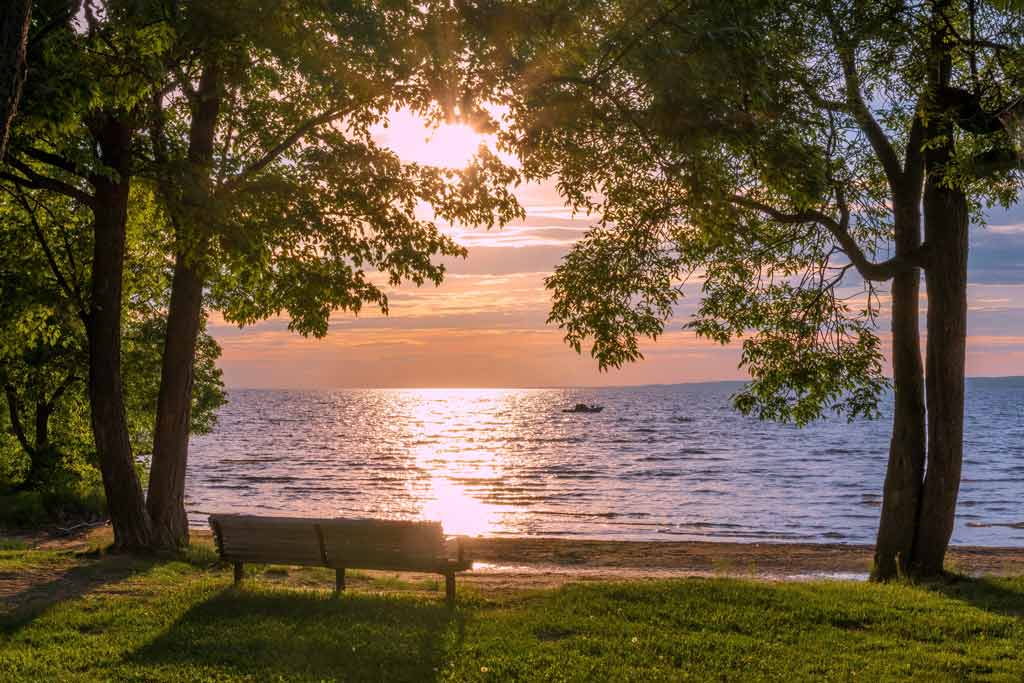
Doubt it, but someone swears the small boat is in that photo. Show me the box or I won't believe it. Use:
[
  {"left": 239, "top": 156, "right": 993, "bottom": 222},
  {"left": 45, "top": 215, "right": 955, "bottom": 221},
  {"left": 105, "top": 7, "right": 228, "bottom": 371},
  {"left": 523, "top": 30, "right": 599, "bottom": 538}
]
[{"left": 563, "top": 403, "right": 604, "bottom": 413}]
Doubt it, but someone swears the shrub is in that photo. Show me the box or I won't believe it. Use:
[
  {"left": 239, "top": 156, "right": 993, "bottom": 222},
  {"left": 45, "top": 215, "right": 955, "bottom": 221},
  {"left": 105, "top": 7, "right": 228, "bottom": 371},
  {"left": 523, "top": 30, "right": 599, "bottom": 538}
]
[
  {"left": 0, "top": 536, "right": 28, "bottom": 550},
  {"left": 0, "top": 477, "right": 106, "bottom": 530},
  {"left": 0, "top": 490, "right": 48, "bottom": 527}
]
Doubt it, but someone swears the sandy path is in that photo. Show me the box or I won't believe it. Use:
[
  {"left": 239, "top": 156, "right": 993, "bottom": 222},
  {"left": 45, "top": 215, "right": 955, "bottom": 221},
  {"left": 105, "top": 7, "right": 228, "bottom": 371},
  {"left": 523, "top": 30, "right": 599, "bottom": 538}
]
[
  {"left": 9, "top": 526, "right": 1023, "bottom": 586},
  {"left": 461, "top": 537, "right": 1024, "bottom": 578},
  {"left": 2, "top": 526, "right": 1022, "bottom": 612}
]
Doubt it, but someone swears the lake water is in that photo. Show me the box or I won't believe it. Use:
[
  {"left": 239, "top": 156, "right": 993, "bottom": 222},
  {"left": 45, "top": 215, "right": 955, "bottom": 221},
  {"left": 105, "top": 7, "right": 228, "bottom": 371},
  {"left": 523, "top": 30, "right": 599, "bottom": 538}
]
[{"left": 187, "top": 378, "right": 1024, "bottom": 546}]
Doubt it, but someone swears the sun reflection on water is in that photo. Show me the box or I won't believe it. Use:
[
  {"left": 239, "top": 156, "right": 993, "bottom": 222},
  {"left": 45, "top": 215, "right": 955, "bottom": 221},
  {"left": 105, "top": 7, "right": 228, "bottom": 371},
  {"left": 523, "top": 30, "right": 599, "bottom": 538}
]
[
  {"left": 419, "top": 478, "right": 496, "bottom": 536},
  {"left": 404, "top": 388, "right": 519, "bottom": 536},
  {"left": 189, "top": 381, "right": 1024, "bottom": 546}
]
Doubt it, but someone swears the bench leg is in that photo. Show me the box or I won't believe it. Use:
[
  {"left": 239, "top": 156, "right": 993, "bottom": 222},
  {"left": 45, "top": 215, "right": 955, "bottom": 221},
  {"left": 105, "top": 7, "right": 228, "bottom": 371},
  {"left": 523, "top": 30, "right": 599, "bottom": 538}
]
[
  {"left": 335, "top": 568, "right": 345, "bottom": 594},
  {"left": 233, "top": 561, "right": 243, "bottom": 585},
  {"left": 445, "top": 573, "right": 456, "bottom": 605}
]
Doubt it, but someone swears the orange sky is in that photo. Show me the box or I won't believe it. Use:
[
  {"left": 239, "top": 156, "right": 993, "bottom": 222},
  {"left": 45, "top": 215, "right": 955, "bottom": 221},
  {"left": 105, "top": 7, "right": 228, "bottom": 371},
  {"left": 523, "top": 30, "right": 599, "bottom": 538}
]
[{"left": 208, "top": 110, "right": 1024, "bottom": 388}]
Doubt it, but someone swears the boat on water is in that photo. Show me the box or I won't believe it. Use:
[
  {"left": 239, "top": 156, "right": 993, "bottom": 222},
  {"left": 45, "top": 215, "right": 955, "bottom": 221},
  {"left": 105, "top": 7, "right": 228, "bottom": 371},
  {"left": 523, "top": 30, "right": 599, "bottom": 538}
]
[{"left": 563, "top": 403, "right": 604, "bottom": 413}]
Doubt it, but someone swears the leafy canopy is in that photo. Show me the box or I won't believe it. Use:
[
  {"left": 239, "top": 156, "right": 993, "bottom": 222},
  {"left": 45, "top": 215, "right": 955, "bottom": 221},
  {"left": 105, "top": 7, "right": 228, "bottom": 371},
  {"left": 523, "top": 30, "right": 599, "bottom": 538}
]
[
  {"left": 147, "top": 0, "right": 523, "bottom": 337},
  {"left": 464, "top": 0, "right": 1023, "bottom": 424}
]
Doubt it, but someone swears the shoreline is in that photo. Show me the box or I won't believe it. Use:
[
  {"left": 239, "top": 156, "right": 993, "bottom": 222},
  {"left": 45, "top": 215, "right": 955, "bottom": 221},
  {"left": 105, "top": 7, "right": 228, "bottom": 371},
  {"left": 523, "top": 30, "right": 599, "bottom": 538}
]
[
  {"left": 6, "top": 527, "right": 1023, "bottom": 602},
  {"left": 461, "top": 537, "right": 1024, "bottom": 578},
  {"left": 17, "top": 526, "right": 1024, "bottom": 579}
]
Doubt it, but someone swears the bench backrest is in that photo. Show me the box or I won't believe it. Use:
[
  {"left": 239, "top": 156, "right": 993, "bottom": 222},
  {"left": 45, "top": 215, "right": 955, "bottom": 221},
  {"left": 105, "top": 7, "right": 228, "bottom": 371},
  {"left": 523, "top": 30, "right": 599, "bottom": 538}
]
[
  {"left": 320, "top": 518, "right": 445, "bottom": 571},
  {"left": 209, "top": 514, "right": 445, "bottom": 570}
]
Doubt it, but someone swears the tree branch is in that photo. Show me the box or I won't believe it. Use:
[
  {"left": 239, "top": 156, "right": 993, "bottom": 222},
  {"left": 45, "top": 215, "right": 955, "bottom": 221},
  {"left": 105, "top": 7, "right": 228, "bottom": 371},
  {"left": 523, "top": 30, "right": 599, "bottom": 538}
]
[
  {"left": 19, "top": 146, "right": 80, "bottom": 175},
  {"left": 903, "top": 104, "right": 926, "bottom": 196},
  {"left": 28, "top": 0, "right": 82, "bottom": 49},
  {"left": 47, "top": 371, "right": 78, "bottom": 410},
  {"left": 971, "top": 147, "right": 1023, "bottom": 178},
  {"left": 2, "top": 156, "right": 95, "bottom": 206},
  {"left": 805, "top": 89, "right": 855, "bottom": 115},
  {"left": 835, "top": 46, "right": 904, "bottom": 187},
  {"left": 172, "top": 63, "right": 198, "bottom": 101},
  {"left": 33, "top": 195, "right": 88, "bottom": 316},
  {"left": 217, "top": 109, "right": 345, "bottom": 194},
  {"left": 3, "top": 383, "right": 34, "bottom": 456},
  {"left": 11, "top": 188, "right": 87, "bottom": 315},
  {"left": 940, "top": 86, "right": 1006, "bottom": 135},
  {"left": 729, "top": 194, "right": 926, "bottom": 281},
  {"left": 593, "top": 0, "right": 689, "bottom": 79}
]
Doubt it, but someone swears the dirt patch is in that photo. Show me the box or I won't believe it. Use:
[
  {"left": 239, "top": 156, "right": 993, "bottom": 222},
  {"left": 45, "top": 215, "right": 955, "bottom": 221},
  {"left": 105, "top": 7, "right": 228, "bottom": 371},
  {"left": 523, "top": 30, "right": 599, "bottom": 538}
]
[
  {"left": 0, "top": 563, "right": 69, "bottom": 609},
  {"left": 0, "top": 553, "right": 156, "bottom": 620}
]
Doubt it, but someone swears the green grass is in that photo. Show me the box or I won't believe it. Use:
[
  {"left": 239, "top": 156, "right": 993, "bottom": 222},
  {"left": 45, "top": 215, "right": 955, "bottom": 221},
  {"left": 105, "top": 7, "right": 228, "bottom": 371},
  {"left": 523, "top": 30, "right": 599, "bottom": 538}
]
[
  {"left": 1, "top": 549, "right": 1022, "bottom": 681},
  {"left": 0, "top": 538, "right": 29, "bottom": 552},
  {"left": 0, "top": 547, "right": 62, "bottom": 572}
]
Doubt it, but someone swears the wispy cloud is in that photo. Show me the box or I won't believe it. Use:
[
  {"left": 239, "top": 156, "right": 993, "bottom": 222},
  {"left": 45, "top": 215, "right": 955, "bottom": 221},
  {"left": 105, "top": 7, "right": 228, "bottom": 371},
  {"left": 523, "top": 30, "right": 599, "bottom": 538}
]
[{"left": 206, "top": 117, "right": 1024, "bottom": 388}]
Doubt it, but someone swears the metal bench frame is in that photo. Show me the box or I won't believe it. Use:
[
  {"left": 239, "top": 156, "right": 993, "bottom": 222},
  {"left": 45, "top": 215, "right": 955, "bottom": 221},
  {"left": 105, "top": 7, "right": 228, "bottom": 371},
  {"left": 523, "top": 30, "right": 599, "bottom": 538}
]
[{"left": 209, "top": 514, "right": 471, "bottom": 603}]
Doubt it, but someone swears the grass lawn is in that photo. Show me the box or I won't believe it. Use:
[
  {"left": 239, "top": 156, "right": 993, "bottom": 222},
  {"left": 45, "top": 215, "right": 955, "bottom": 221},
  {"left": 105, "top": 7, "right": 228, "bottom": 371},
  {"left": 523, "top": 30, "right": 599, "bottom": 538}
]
[{"left": 1, "top": 543, "right": 1023, "bottom": 681}]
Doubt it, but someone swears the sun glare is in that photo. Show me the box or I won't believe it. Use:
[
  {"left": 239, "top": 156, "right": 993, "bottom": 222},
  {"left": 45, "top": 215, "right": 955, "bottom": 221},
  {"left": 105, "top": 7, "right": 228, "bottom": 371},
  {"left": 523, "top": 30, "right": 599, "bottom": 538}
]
[
  {"left": 402, "top": 389, "right": 521, "bottom": 536},
  {"left": 376, "top": 108, "right": 488, "bottom": 169}
]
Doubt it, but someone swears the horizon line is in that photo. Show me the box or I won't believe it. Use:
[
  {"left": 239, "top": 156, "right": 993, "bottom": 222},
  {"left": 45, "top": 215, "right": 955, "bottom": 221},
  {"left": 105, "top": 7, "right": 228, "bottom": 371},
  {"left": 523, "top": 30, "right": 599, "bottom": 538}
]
[{"left": 221, "top": 374, "right": 1024, "bottom": 392}]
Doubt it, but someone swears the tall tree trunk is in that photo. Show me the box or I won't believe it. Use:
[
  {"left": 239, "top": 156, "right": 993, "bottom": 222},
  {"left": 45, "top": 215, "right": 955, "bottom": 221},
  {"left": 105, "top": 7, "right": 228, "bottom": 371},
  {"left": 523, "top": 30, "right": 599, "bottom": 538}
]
[
  {"left": 872, "top": 204, "right": 926, "bottom": 580},
  {"left": 908, "top": 3, "right": 968, "bottom": 578},
  {"left": 0, "top": 0, "right": 30, "bottom": 159},
  {"left": 912, "top": 172, "right": 968, "bottom": 579},
  {"left": 88, "top": 116, "right": 153, "bottom": 551},
  {"left": 147, "top": 250, "right": 205, "bottom": 547},
  {"left": 147, "top": 62, "right": 221, "bottom": 547}
]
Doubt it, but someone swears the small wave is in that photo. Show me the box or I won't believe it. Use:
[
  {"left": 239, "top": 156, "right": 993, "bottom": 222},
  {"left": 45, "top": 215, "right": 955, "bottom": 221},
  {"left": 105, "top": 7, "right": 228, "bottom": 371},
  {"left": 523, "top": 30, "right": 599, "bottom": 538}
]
[
  {"left": 188, "top": 382, "right": 1024, "bottom": 546},
  {"left": 966, "top": 521, "right": 1024, "bottom": 529}
]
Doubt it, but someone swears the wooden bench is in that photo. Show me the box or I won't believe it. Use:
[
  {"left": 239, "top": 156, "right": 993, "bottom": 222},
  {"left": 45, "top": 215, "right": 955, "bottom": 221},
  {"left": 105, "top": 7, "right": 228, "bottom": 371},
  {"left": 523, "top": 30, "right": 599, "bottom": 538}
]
[{"left": 208, "top": 514, "right": 471, "bottom": 603}]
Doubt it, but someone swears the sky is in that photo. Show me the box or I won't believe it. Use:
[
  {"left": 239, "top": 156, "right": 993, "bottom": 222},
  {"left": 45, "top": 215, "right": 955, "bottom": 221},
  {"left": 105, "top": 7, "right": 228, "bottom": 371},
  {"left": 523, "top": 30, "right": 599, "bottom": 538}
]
[{"left": 208, "top": 112, "right": 1024, "bottom": 389}]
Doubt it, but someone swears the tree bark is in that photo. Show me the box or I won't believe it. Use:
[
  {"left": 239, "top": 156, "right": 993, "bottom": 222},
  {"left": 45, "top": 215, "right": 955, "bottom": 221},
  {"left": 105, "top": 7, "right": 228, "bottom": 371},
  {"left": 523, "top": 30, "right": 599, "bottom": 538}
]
[
  {"left": 147, "top": 62, "right": 222, "bottom": 548},
  {"left": 871, "top": 202, "right": 926, "bottom": 580},
  {"left": 88, "top": 115, "right": 153, "bottom": 551},
  {"left": 147, "top": 250, "right": 205, "bottom": 547},
  {"left": 0, "top": 0, "right": 30, "bottom": 160},
  {"left": 5, "top": 385, "right": 56, "bottom": 488},
  {"left": 906, "top": 1, "right": 969, "bottom": 579},
  {"left": 912, "top": 163, "right": 969, "bottom": 579},
  {"left": 34, "top": 399, "right": 50, "bottom": 451},
  {"left": 3, "top": 383, "right": 33, "bottom": 458}
]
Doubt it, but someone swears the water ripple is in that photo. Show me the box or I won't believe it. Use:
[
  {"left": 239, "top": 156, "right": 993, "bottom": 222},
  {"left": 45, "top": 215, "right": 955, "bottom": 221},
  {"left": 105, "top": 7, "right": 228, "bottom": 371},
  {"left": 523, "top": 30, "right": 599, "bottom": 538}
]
[{"left": 186, "top": 379, "right": 1024, "bottom": 545}]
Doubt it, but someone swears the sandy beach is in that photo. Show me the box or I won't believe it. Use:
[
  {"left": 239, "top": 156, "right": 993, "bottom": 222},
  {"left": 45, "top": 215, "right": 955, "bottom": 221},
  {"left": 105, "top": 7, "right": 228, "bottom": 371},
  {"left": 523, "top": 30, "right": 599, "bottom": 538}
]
[
  {"left": 460, "top": 536, "right": 1024, "bottom": 584},
  {"left": 7, "top": 526, "right": 1021, "bottom": 600}
]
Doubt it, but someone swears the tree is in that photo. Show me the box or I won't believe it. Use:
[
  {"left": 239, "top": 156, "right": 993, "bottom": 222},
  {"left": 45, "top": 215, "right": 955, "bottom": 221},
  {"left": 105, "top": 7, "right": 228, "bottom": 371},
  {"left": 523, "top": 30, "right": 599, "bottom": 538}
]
[
  {"left": 135, "top": 0, "right": 520, "bottom": 548},
  {"left": 1, "top": 0, "right": 187, "bottom": 548},
  {"left": 0, "top": 179, "right": 225, "bottom": 515},
  {"left": 0, "top": 210, "right": 85, "bottom": 493},
  {"left": 0, "top": 0, "right": 31, "bottom": 159},
  {"left": 140, "top": 0, "right": 520, "bottom": 548},
  {"left": 467, "top": 0, "right": 1023, "bottom": 578},
  {"left": 4, "top": 0, "right": 519, "bottom": 549}
]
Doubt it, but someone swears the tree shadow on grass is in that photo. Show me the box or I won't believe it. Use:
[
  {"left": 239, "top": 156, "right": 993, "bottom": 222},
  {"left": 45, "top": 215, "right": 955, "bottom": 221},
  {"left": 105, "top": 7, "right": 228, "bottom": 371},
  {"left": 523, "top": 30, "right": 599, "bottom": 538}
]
[
  {"left": 0, "top": 553, "right": 158, "bottom": 634},
  {"left": 127, "top": 587, "right": 462, "bottom": 681},
  {"left": 927, "top": 575, "right": 1024, "bottom": 620}
]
